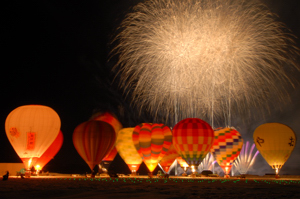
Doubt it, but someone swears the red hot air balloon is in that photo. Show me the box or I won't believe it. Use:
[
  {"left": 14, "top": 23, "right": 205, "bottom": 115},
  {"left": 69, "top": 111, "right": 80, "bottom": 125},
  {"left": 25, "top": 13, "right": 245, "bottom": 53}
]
[
  {"left": 132, "top": 123, "right": 172, "bottom": 174},
  {"left": 5, "top": 105, "right": 61, "bottom": 174},
  {"left": 210, "top": 127, "right": 243, "bottom": 177},
  {"left": 172, "top": 118, "right": 214, "bottom": 170},
  {"left": 91, "top": 112, "right": 123, "bottom": 165},
  {"left": 73, "top": 120, "right": 116, "bottom": 172},
  {"left": 34, "top": 130, "right": 63, "bottom": 173}
]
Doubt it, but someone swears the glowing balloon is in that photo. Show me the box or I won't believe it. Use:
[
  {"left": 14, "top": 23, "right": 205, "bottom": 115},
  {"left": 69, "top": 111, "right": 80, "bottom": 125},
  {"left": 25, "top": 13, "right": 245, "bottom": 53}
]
[
  {"left": 210, "top": 127, "right": 243, "bottom": 175},
  {"left": 253, "top": 123, "right": 296, "bottom": 175},
  {"left": 159, "top": 144, "right": 180, "bottom": 173},
  {"left": 176, "top": 156, "right": 189, "bottom": 175},
  {"left": 34, "top": 130, "right": 63, "bottom": 171},
  {"left": 115, "top": 128, "right": 143, "bottom": 173},
  {"left": 91, "top": 112, "right": 123, "bottom": 162},
  {"left": 132, "top": 123, "right": 172, "bottom": 173},
  {"left": 5, "top": 105, "right": 61, "bottom": 170},
  {"left": 172, "top": 118, "right": 214, "bottom": 167},
  {"left": 73, "top": 120, "right": 116, "bottom": 171},
  {"left": 176, "top": 157, "right": 189, "bottom": 168}
]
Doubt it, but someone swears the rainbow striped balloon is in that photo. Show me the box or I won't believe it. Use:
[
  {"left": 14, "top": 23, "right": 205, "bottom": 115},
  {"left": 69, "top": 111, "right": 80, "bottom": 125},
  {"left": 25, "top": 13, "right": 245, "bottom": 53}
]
[
  {"left": 172, "top": 118, "right": 214, "bottom": 167},
  {"left": 210, "top": 127, "right": 243, "bottom": 175},
  {"left": 132, "top": 123, "right": 172, "bottom": 172}
]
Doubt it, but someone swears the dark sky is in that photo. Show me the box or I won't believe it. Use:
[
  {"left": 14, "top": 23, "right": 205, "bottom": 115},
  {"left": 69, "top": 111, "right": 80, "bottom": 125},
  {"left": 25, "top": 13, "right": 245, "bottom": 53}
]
[{"left": 1, "top": 0, "right": 300, "bottom": 175}]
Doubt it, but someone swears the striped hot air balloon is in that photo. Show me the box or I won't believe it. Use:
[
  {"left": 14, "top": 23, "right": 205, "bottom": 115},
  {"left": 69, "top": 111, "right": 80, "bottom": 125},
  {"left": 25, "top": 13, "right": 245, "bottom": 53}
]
[
  {"left": 210, "top": 127, "right": 243, "bottom": 176},
  {"left": 91, "top": 112, "right": 123, "bottom": 162},
  {"left": 73, "top": 120, "right": 116, "bottom": 171},
  {"left": 176, "top": 156, "right": 189, "bottom": 168},
  {"left": 159, "top": 144, "right": 180, "bottom": 173},
  {"left": 172, "top": 118, "right": 214, "bottom": 167},
  {"left": 132, "top": 123, "right": 172, "bottom": 173},
  {"left": 115, "top": 128, "right": 143, "bottom": 174}
]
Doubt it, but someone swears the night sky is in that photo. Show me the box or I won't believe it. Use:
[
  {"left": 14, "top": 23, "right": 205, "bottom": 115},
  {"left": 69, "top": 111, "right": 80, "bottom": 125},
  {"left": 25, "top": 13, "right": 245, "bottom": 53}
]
[{"left": 2, "top": 0, "right": 300, "bottom": 175}]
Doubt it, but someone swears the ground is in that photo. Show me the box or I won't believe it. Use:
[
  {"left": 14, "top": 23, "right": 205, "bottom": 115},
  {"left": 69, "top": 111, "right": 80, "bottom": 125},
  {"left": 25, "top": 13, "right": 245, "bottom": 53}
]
[{"left": 1, "top": 175, "right": 300, "bottom": 199}]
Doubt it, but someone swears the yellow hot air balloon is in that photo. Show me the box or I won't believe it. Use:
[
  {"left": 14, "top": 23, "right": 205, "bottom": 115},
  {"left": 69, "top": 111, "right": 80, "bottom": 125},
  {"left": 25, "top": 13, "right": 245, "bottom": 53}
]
[
  {"left": 5, "top": 105, "right": 61, "bottom": 173},
  {"left": 253, "top": 123, "right": 297, "bottom": 175},
  {"left": 115, "top": 128, "right": 143, "bottom": 175}
]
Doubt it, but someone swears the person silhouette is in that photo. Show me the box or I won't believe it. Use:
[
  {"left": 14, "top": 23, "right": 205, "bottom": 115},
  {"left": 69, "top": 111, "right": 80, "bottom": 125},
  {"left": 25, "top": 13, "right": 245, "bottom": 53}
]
[{"left": 3, "top": 171, "right": 9, "bottom": 181}]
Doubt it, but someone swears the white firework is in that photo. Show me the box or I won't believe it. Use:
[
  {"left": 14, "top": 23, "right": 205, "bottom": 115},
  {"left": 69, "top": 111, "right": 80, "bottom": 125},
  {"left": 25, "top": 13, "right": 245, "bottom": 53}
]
[
  {"left": 198, "top": 152, "right": 216, "bottom": 173},
  {"left": 112, "top": 0, "right": 299, "bottom": 126},
  {"left": 233, "top": 141, "right": 259, "bottom": 175}
]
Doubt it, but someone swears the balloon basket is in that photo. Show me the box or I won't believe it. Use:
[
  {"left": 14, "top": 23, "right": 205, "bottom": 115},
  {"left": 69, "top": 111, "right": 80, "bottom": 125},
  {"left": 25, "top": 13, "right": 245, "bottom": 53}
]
[
  {"left": 25, "top": 170, "right": 31, "bottom": 178},
  {"left": 275, "top": 174, "right": 280, "bottom": 179},
  {"left": 224, "top": 174, "right": 230, "bottom": 178},
  {"left": 148, "top": 172, "right": 153, "bottom": 178}
]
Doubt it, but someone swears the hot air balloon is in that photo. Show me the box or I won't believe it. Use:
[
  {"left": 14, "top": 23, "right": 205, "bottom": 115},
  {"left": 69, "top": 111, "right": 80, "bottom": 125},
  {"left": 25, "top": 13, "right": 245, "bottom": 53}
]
[
  {"left": 91, "top": 112, "right": 123, "bottom": 169},
  {"left": 210, "top": 127, "right": 243, "bottom": 177},
  {"left": 5, "top": 105, "right": 61, "bottom": 176},
  {"left": 34, "top": 130, "right": 64, "bottom": 174},
  {"left": 176, "top": 157, "right": 189, "bottom": 176},
  {"left": 132, "top": 123, "right": 172, "bottom": 174},
  {"left": 159, "top": 144, "right": 180, "bottom": 174},
  {"left": 172, "top": 118, "right": 215, "bottom": 173},
  {"left": 176, "top": 157, "right": 189, "bottom": 168},
  {"left": 115, "top": 128, "right": 143, "bottom": 175},
  {"left": 253, "top": 123, "right": 296, "bottom": 176},
  {"left": 73, "top": 120, "right": 116, "bottom": 172}
]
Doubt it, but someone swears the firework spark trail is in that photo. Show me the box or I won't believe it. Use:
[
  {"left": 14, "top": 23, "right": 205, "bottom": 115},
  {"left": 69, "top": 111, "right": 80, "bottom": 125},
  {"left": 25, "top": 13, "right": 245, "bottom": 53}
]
[
  {"left": 233, "top": 141, "right": 259, "bottom": 175},
  {"left": 198, "top": 152, "right": 215, "bottom": 173},
  {"left": 112, "top": 0, "right": 299, "bottom": 126}
]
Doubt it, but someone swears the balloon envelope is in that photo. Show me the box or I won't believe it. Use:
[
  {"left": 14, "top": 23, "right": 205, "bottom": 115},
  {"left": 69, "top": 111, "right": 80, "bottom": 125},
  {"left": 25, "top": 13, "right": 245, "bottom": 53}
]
[
  {"left": 132, "top": 123, "right": 172, "bottom": 172},
  {"left": 115, "top": 128, "right": 143, "bottom": 173},
  {"left": 177, "top": 157, "right": 189, "bottom": 170},
  {"left": 253, "top": 123, "right": 296, "bottom": 172},
  {"left": 172, "top": 118, "right": 214, "bottom": 166},
  {"left": 5, "top": 105, "right": 61, "bottom": 170},
  {"left": 210, "top": 127, "right": 243, "bottom": 175},
  {"left": 73, "top": 120, "right": 116, "bottom": 171},
  {"left": 159, "top": 144, "right": 180, "bottom": 173},
  {"left": 92, "top": 112, "right": 123, "bottom": 162},
  {"left": 34, "top": 130, "right": 64, "bottom": 171}
]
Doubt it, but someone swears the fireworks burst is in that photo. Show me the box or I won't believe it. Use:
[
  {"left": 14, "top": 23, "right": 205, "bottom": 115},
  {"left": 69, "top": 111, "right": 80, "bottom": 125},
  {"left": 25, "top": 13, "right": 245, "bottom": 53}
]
[
  {"left": 233, "top": 141, "right": 259, "bottom": 175},
  {"left": 198, "top": 152, "right": 216, "bottom": 173},
  {"left": 112, "top": 0, "right": 299, "bottom": 126}
]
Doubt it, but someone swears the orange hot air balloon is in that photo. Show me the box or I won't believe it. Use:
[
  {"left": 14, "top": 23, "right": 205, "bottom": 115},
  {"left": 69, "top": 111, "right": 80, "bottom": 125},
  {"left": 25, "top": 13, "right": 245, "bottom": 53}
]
[
  {"left": 5, "top": 105, "right": 61, "bottom": 171},
  {"left": 210, "top": 127, "right": 243, "bottom": 176},
  {"left": 176, "top": 156, "right": 190, "bottom": 175},
  {"left": 34, "top": 130, "right": 64, "bottom": 172},
  {"left": 91, "top": 112, "right": 123, "bottom": 162},
  {"left": 73, "top": 120, "right": 116, "bottom": 171},
  {"left": 176, "top": 157, "right": 189, "bottom": 168},
  {"left": 132, "top": 123, "right": 172, "bottom": 173},
  {"left": 159, "top": 144, "right": 180, "bottom": 173},
  {"left": 172, "top": 118, "right": 214, "bottom": 167}
]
